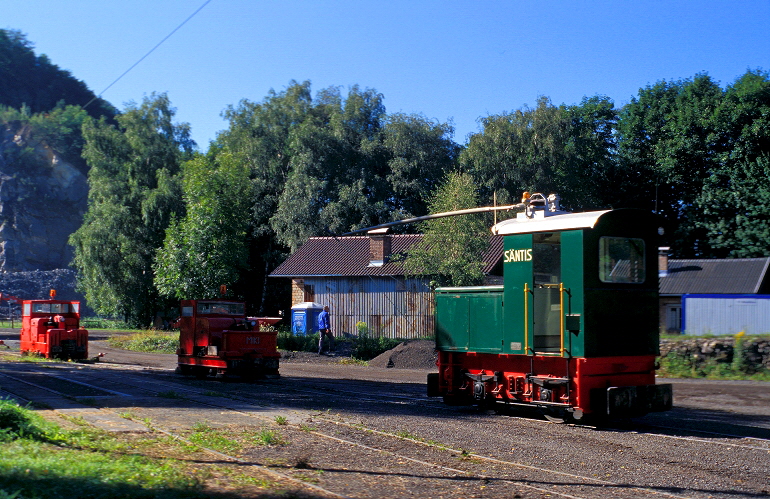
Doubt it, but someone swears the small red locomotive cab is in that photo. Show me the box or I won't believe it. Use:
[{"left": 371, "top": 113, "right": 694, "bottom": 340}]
[
  {"left": 176, "top": 299, "right": 281, "bottom": 379},
  {"left": 20, "top": 300, "right": 88, "bottom": 360}
]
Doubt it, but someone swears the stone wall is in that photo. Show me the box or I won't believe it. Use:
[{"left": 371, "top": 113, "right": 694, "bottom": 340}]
[{"left": 660, "top": 337, "right": 770, "bottom": 373}]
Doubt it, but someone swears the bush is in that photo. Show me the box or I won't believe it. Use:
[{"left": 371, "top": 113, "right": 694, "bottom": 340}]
[
  {"left": 81, "top": 317, "right": 132, "bottom": 329},
  {"left": 351, "top": 322, "right": 400, "bottom": 361},
  {"left": 277, "top": 330, "right": 319, "bottom": 352}
]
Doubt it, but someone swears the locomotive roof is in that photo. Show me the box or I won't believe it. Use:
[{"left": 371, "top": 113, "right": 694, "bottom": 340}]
[{"left": 491, "top": 210, "right": 611, "bottom": 235}]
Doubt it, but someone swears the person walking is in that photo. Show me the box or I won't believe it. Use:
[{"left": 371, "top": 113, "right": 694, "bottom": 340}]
[{"left": 317, "top": 305, "right": 334, "bottom": 354}]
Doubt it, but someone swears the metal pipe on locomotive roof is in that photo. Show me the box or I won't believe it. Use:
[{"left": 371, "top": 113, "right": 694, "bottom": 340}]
[{"left": 340, "top": 192, "right": 561, "bottom": 236}]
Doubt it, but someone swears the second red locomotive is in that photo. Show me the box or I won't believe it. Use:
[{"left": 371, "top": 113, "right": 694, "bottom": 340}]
[{"left": 176, "top": 299, "right": 281, "bottom": 379}]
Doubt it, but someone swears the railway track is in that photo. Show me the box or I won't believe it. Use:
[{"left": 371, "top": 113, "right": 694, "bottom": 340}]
[{"left": 1, "top": 359, "right": 768, "bottom": 498}]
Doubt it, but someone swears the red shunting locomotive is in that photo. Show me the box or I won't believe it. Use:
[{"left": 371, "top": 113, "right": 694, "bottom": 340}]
[
  {"left": 176, "top": 299, "right": 281, "bottom": 379},
  {"left": 20, "top": 292, "right": 88, "bottom": 360}
]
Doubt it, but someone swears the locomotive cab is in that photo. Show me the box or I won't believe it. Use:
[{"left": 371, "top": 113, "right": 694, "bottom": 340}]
[
  {"left": 20, "top": 300, "right": 88, "bottom": 360},
  {"left": 176, "top": 299, "right": 281, "bottom": 379},
  {"left": 430, "top": 197, "right": 673, "bottom": 421}
]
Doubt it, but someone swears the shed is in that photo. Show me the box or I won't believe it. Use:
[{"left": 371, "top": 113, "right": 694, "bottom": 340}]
[
  {"left": 269, "top": 232, "right": 504, "bottom": 338},
  {"left": 682, "top": 294, "right": 770, "bottom": 335},
  {"left": 658, "top": 253, "right": 770, "bottom": 334}
]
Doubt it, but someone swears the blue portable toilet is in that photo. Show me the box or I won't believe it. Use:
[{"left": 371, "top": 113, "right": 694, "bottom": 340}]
[{"left": 291, "top": 302, "right": 324, "bottom": 335}]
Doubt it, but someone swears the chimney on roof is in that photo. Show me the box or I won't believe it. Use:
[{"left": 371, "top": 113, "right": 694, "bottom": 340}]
[
  {"left": 368, "top": 228, "right": 391, "bottom": 267},
  {"left": 658, "top": 247, "right": 670, "bottom": 277}
]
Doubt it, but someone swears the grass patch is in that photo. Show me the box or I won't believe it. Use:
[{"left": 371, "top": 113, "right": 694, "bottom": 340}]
[
  {"left": 336, "top": 357, "right": 368, "bottom": 366},
  {"left": 107, "top": 331, "right": 179, "bottom": 353},
  {"left": 187, "top": 423, "right": 242, "bottom": 455},
  {"left": 658, "top": 354, "right": 770, "bottom": 381},
  {"left": 0, "top": 398, "right": 207, "bottom": 499}
]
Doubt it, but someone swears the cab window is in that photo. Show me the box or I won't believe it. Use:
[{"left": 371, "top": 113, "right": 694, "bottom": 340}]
[{"left": 599, "top": 237, "right": 645, "bottom": 283}]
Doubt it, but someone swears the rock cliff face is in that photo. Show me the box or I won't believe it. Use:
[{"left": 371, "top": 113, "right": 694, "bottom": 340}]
[{"left": 0, "top": 121, "right": 88, "bottom": 271}]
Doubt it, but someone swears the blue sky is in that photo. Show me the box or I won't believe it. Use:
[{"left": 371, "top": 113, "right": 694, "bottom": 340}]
[{"left": 4, "top": 1, "right": 769, "bottom": 150}]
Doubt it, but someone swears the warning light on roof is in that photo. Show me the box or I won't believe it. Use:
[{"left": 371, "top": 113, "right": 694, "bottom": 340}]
[{"left": 49, "top": 289, "right": 56, "bottom": 298}]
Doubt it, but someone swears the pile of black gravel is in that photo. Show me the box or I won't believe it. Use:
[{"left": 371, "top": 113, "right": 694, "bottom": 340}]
[{"left": 368, "top": 340, "right": 437, "bottom": 370}]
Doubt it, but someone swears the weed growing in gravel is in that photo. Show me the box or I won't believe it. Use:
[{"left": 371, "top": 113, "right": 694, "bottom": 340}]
[
  {"left": 293, "top": 452, "right": 313, "bottom": 469},
  {"left": 252, "top": 428, "right": 286, "bottom": 446},
  {"left": 119, "top": 411, "right": 136, "bottom": 419},
  {"left": 14, "top": 354, "right": 61, "bottom": 363},
  {"left": 299, "top": 424, "right": 316, "bottom": 432},
  {"left": 274, "top": 415, "right": 288, "bottom": 425},
  {"left": 395, "top": 430, "right": 420, "bottom": 440},
  {"left": 337, "top": 357, "right": 368, "bottom": 366},
  {"left": 192, "top": 421, "right": 211, "bottom": 432}
]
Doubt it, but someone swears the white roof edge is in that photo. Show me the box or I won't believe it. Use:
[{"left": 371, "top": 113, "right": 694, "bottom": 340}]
[{"left": 491, "top": 210, "right": 611, "bottom": 235}]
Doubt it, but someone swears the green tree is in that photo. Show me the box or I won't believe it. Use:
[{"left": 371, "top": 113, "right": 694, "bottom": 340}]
[
  {"left": 154, "top": 153, "right": 253, "bottom": 299},
  {"left": 460, "top": 97, "right": 569, "bottom": 203},
  {"left": 402, "top": 172, "right": 489, "bottom": 287},
  {"left": 459, "top": 96, "right": 617, "bottom": 213},
  {"left": 562, "top": 96, "right": 619, "bottom": 210},
  {"left": 70, "top": 93, "right": 193, "bottom": 325},
  {"left": 616, "top": 70, "right": 770, "bottom": 258},
  {"left": 0, "top": 29, "right": 115, "bottom": 119},
  {"left": 211, "top": 81, "right": 458, "bottom": 313},
  {"left": 615, "top": 74, "right": 723, "bottom": 256},
  {"left": 695, "top": 70, "right": 770, "bottom": 257}
]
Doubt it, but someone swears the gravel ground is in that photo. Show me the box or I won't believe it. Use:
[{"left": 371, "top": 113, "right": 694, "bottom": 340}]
[
  {"left": 279, "top": 339, "right": 438, "bottom": 370},
  {"left": 2, "top": 330, "right": 770, "bottom": 498}
]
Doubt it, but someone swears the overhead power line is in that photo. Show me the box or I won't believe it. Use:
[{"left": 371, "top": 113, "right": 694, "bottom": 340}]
[{"left": 83, "top": 0, "right": 212, "bottom": 110}]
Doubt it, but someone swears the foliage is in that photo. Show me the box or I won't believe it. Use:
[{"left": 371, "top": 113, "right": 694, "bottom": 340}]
[
  {"left": 207, "top": 81, "right": 459, "bottom": 313},
  {"left": 351, "top": 322, "right": 400, "bottom": 361},
  {"left": 657, "top": 354, "right": 770, "bottom": 381},
  {"left": 0, "top": 102, "right": 90, "bottom": 165},
  {"left": 0, "top": 29, "right": 116, "bottom": 119},
  {"left": 154, "top": 152, "right": 253, "bottom": 300},
  {"left": 70, "top": 93, "right": 194, "bottom": 326},
  {"left": 616, "top": 70, "right": 770, "bottom": 258},
  {"left": 106, "top": 331, "right": 179, "bottom": 354},
  {"left": 459, "top": 95, "right": 617, "bottom": 212},
  {"left": 352, "top": 334, "right": 400, "bottom": 361},
  {"left": 401, "top": 172, "right": 489, "bottom": 287},
  {"left": 276, "top": 329, "right": 320, "bottom": 352},
  {"left": 80, "top": 317, "right": 132, "bottom": 330},
  {"left": 694, "top": 70, "right": 770, "bottom": 257}
]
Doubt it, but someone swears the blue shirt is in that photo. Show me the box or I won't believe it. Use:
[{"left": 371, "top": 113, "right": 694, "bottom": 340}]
[{"left": 318, "top": 309, "right": 330, "bottom": 330}]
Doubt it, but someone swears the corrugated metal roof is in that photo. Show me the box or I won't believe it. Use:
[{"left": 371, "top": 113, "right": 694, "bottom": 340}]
[
  {"left": 659, "top": 258, "right": 770, "bottom": 295},
  {"left": 270, "top": 234, "right": 504, "bottom": 278}
]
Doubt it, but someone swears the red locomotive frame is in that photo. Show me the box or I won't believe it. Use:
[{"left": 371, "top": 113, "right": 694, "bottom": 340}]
[
  {"left": 432, "top": 352, "right": 667, "bottom": 421},
  {"left": 176, "top": 299, "right": 281, "bottom": 379},
  {"left": 20, "top": 299, "right": 88, "bottom": 360}
]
